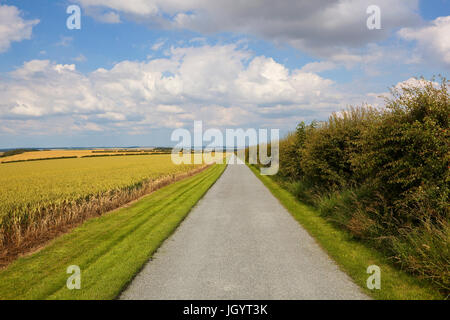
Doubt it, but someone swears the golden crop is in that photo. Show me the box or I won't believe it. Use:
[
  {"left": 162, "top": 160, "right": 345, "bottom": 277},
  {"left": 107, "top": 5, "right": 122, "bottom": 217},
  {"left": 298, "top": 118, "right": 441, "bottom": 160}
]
[
  {"left": 0, "top": 154, "right": 205, "bottom": 263},
  {"left": 0, "top": 149, "right": 159, "bottom": 163}
]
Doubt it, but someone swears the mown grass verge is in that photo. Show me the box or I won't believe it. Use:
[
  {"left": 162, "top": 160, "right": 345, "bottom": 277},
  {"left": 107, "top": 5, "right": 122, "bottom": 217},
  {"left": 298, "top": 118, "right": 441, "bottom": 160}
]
[
  {"left": 248, "top": 164, "right": 444, "bottom": 300},
  {"left": 0, "top": 164, "right": 226, "bottom": 300}
]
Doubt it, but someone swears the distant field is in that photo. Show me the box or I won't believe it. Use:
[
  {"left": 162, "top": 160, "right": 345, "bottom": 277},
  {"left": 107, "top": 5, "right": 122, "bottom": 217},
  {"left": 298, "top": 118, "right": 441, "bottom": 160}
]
[
  {"left": 0, "top": 149, "right": 161, "bottom": 163},
  {"left": 0, "top": 154, "right": 205, "bottom": 264}
]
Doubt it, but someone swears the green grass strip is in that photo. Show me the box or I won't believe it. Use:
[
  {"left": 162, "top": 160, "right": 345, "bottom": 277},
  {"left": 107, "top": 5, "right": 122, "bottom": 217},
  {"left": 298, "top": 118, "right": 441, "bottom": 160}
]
[
  {"left": 0, "top": 164, "right": 226, "bottom": 300},
  {"left": 248, "top": 165, "right": 443, "bottom": 300}
]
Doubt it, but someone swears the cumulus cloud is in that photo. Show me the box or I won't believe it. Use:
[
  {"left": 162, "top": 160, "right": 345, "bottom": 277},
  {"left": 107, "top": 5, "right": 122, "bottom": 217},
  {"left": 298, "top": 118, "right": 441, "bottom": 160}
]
[
  {"left": 300, "top": 42, "right": 416, "bottom": 77},
  {"left": 74, "top": 0, "right": 420, "bottom": 57},
  {"left": 77, "top": 0, "right": 159, "bottom": 16},
  {"left": 300, "top": 61, "right": 337, "bottom": 73},
  {"left": 96, "top": 11, "right": 121, "bottom": 23},
  {"left": 398, "top": 16, "right": 450, "bottom": 67},
  {"left": 0, "top": 5, "right": 39, "bottom": 53},
  {"left": 0, "top": 44, "right": 343, "bottom": 135}
]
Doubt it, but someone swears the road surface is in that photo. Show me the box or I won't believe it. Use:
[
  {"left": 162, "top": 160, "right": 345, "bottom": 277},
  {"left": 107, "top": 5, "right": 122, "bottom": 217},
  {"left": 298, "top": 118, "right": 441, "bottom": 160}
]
[{"left": 120, "top": 158, "right": 368, "bottom": 300}]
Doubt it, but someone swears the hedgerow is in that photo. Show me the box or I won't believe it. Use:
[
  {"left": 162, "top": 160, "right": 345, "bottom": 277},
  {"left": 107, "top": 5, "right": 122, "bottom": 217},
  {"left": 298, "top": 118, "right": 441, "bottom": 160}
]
[{"left": 274, "top": 77, "right": 449, "bottom": 293}]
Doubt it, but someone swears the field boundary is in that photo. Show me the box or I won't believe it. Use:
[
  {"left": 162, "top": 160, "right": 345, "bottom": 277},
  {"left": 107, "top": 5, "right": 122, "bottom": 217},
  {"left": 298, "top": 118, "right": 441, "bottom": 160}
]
[
  {"left": 0, "top": 164, "right": 212, "bottom": 268},
  {"left": 1, "top": 156, "right": 78, "bottom": 164},
  {"left": 0, "top": 153, "right": 172, "bottom": 163},
  {"left": 248, "top": 164, "right": 444, "bottom": 300}
]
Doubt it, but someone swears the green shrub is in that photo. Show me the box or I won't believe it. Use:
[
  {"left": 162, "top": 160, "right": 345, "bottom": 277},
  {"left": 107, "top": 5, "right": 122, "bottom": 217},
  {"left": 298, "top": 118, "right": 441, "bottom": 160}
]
[
  {"left": 273, "top": 76, "right": 449, "bottom": 293},
  {"left": 278, "top": 122, "right": 307, "bottom": 180},
  {"left": 353, "top": 77, "right": 449, "bottom": 225},
  {"left": 1, "top": 148, "right": 39, "bottom": 158}
]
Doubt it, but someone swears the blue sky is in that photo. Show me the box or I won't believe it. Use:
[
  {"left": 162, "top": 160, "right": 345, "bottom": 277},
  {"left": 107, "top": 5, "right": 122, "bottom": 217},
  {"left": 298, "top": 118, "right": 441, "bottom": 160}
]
[{"left": 0, "top": 0, "right": 448, "bottom": 148}]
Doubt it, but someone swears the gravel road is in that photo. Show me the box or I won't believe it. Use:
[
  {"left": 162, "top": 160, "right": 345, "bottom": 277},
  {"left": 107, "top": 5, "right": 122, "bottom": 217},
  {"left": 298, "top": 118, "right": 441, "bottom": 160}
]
[{"left": 120, "top": 159, "right": 369, "bottom": 300}]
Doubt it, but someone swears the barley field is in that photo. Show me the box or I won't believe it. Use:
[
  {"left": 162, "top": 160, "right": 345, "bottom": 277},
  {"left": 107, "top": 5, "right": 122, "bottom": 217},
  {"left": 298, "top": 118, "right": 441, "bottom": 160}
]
[{"left": 0, "top": 154, "right": 205, "bottom": 264}]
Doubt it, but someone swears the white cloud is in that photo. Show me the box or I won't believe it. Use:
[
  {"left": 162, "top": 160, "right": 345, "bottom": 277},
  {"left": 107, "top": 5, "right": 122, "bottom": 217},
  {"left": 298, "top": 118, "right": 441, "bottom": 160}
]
[
  {"left": 95, "top": 11, "right": 121, "bottom": 23},
  {"left": 0, "top": 44, "right": 355, "bottom": 135},
  {"left": 0, "top": 5, "right": 39, "bottom": 53},
  {"left": 151, "top": 40, "right": 166, "bottom": 51},
  {"left": 77, "top": 0, "right": 159, "bottom": 16},
  {"left": 56, "top": 36, "right": 74, "bottom": 47},
  {"left": 156, "top": 105, "right": 184, "bottom": 113},
  {"left": 75, "top": 0, "right": 420, "bottom": 57},
  {"left": 398, "top": 16, "right": 450, "bottom": 66},
  {"left": 98, "top": 112, "right": 125, "bottom": 121},
  {"left": 80, "top": 122, "right": 104, "bottom": 132},
  {"left": 300, "top": 61, "right": 337, "bottom": 73},
  {"left": 10, "top": 60, "right": 51, "bottom": 79},
  {"left": 299, "top": 42, "right": 409, "bottom": 77}
]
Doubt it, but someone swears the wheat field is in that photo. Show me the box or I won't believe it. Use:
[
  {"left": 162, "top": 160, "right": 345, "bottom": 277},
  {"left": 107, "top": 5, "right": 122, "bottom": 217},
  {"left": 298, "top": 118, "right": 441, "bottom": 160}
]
[
  {"left": 0, "top": 154, "right": 205, "bottom": 264},
  {"left": 0, "top": 149, "right": 162, "bottom": 163}
]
